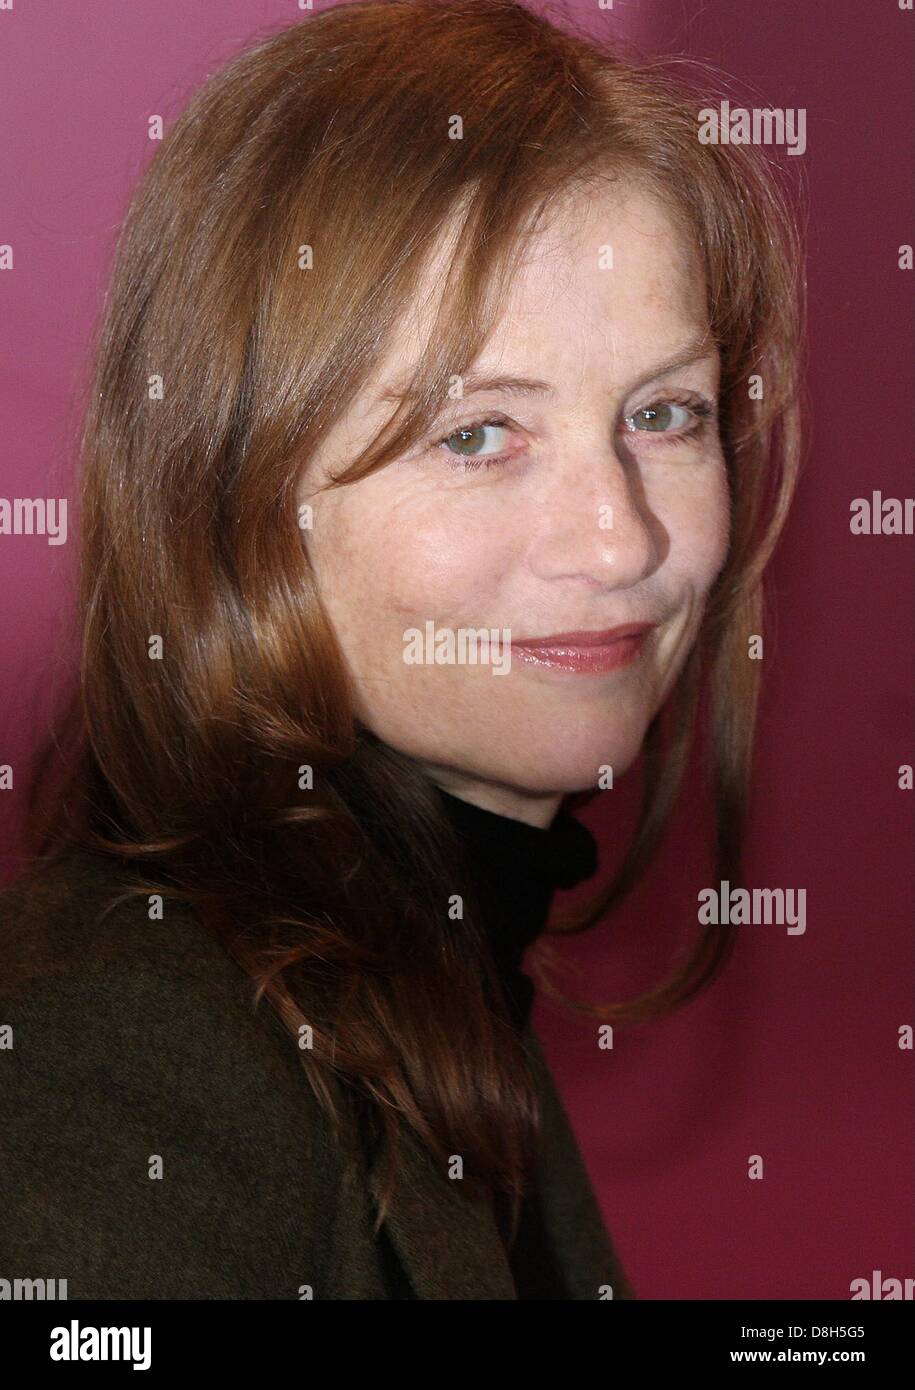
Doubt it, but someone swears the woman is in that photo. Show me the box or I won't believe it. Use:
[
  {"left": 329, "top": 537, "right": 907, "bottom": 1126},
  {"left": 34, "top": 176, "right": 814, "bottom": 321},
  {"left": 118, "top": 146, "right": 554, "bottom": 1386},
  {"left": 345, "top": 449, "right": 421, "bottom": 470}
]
[{"left": 0, "top": 0, "right": 802, "bottom": 1299}]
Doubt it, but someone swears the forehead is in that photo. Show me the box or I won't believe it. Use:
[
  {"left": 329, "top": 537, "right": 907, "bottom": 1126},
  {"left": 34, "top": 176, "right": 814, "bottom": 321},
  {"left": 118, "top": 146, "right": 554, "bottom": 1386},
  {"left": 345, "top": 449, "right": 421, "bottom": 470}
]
[
  {"left": 374, "top": 177, "right": 709, "bottom": 391},
  {"left": 301, "top": 180, "right": 715, "bottom": 482}
]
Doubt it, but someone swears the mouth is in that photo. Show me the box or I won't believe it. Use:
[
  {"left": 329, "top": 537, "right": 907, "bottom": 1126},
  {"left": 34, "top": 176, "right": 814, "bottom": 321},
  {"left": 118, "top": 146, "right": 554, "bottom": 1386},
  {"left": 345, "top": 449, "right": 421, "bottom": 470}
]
[{"left": 509, "top": 622, "right": 656, "bottom": 674}]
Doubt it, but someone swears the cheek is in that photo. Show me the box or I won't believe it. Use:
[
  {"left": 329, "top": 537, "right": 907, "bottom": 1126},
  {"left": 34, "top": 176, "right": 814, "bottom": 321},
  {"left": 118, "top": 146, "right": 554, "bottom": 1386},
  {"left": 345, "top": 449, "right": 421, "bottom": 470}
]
[
  {"left": 308, "top": 485, "right": 516, "bottom": 673},
  {"left": 330, "top": 491, "right": 514, "bottom": 625},
  {"left": 652, "top": 459, "right": 731, "bottom": 594}
]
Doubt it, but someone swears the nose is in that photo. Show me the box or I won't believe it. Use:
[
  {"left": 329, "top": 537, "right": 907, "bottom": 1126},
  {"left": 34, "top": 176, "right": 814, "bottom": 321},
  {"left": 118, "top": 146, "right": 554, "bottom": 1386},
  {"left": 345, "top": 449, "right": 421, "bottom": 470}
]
[{"left": 526, "top": 432, "right": 664, "bottom": 591}]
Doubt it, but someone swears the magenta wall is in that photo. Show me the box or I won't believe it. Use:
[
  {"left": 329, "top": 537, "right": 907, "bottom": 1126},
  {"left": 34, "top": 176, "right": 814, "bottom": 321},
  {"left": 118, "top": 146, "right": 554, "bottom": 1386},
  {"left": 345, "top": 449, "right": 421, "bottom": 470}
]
[{"left": 1, "top": 1, "right": 911, "bottom": 1300}]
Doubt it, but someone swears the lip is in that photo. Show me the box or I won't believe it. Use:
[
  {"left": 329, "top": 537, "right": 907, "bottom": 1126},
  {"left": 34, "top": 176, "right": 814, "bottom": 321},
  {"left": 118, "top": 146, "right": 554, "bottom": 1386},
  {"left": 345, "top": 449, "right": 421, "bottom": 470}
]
[{"left": 510, "top": 621, "right": 656, "bottom": 674}]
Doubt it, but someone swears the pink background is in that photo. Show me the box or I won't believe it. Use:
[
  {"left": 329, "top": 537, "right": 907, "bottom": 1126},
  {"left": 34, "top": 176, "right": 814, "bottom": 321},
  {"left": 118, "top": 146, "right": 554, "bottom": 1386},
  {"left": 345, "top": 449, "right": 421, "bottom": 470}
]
[{"left": 1, "top": 1, "right": 911, "bottom": 1299}]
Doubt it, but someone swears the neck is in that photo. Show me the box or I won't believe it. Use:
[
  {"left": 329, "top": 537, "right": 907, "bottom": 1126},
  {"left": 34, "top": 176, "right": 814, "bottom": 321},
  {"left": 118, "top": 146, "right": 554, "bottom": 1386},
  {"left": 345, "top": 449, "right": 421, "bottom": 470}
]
[{"left": 421, "top": 767, "right": 563, "bottom": 830}]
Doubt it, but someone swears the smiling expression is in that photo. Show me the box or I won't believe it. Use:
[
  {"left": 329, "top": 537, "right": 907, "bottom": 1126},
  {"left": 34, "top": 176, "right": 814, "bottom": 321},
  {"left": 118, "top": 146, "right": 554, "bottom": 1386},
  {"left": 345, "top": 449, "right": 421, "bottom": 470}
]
[{"left": 297, "top": 180, "right": 731, "bottom": 825}]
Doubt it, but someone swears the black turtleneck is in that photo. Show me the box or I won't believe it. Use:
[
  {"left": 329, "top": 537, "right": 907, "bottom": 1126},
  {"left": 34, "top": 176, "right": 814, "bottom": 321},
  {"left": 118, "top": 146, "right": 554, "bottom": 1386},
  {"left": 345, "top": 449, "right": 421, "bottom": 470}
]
[
  {"left": 435, "top": 786, "right": 599, "bottom": 1033},
  {"left": 357, "top": 776, "right": 601, "bottom": 1299},
  {"left": 434, "top": 786, "right": 600, "bottom": 1299}
]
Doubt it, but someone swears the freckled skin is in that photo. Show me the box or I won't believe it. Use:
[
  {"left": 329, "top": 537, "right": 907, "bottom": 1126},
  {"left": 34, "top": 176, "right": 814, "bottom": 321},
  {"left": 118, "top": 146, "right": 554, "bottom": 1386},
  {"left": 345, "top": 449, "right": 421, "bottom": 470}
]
[{"left": 298, "top": 182, "right": 730, "bottom": 826}]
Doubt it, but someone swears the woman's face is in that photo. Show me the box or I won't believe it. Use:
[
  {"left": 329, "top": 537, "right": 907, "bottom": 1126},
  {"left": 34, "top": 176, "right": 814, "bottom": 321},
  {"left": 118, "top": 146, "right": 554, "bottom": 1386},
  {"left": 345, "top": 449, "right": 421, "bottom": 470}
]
[{"left": 298, "top": 181, "right": 730, "bottom": 825}]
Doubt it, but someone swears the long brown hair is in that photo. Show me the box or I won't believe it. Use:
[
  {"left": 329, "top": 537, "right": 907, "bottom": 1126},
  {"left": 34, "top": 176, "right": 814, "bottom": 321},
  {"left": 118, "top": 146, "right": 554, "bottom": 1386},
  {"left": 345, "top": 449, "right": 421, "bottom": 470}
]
[{"left": 21, "top": 0, "right": 804, "bottom": 1230}]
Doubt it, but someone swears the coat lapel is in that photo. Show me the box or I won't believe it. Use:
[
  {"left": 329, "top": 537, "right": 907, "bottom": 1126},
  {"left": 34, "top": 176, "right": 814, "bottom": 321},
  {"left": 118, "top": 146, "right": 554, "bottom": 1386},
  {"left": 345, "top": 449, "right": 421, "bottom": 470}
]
[
  {"left": 364, "top": 1020, "right": 631, "bottom": 1300},
  {"left": 521, "top": 1025, "right": 635, "bottom": 1300},
  {"left": 367, "top": 1126, "right": 518, "bottom": 1300}
]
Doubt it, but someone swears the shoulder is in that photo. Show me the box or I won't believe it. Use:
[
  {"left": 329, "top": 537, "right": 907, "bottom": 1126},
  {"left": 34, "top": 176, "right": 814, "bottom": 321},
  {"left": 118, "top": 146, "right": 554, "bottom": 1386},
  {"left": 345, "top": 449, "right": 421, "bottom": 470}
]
[
  {"left": 0, "top": 846, "right": 301, "bottom": 1109},
  {"left": 0, "top": 848, "right": 299, "bottom": 1106},
  {"left": 0, "top": 846, "right": 246, "bottom": 992},
  {"left": 0, "top": 848, "right": 345, "bottom": 1298}
]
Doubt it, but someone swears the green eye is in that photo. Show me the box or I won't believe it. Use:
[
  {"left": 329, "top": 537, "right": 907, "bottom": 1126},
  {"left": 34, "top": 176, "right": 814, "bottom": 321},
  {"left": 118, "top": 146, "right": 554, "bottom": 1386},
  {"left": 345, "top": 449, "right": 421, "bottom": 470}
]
[
  {"left": 627, "top": 402, "right": 690, "bottom": 432},
  {"left": 443, "top": 421, "right": 510, "bottom": 457}
]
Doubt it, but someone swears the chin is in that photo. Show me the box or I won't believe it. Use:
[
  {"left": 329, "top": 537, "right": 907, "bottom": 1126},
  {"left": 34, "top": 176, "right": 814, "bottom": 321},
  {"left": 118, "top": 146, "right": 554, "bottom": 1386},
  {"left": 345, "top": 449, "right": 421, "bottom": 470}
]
[{"left": 462, "top": 722, "right": 651, "bottom": 797}]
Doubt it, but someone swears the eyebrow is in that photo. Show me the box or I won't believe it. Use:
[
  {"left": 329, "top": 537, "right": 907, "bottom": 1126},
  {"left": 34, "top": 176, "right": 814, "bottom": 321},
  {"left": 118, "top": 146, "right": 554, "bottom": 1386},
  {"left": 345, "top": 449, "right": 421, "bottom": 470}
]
[{"left": 378, "top": 329, "right": 718, "bottom": 405}]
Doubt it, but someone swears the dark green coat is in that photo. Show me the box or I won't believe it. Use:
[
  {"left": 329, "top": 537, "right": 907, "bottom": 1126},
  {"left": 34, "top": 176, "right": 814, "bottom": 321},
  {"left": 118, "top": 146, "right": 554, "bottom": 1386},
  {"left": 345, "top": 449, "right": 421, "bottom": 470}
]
[{"left": 0, "top": 849, "right": 634, "bottom": 1300}]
